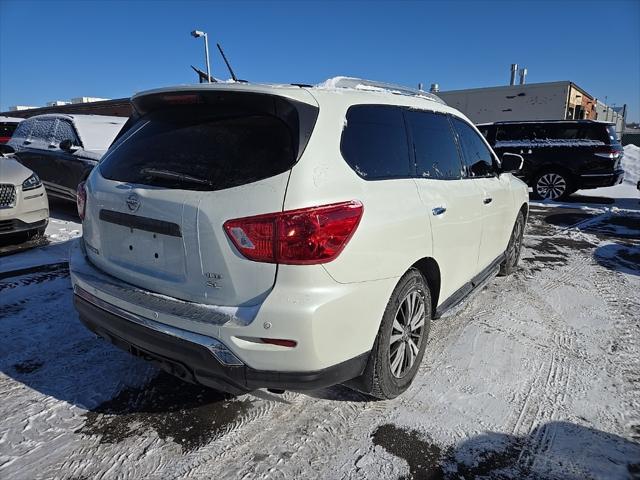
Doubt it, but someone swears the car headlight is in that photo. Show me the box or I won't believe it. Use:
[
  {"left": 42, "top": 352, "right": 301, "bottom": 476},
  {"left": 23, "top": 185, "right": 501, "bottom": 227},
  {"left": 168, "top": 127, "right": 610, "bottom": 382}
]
[{"left": 22, "top": 173, "right": 42, "bottom": 191}]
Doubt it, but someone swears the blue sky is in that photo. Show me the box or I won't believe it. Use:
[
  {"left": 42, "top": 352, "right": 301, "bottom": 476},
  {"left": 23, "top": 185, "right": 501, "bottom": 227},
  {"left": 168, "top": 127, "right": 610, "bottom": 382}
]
[{"left": 1, "top": 0, "right": 639, "bottom": 121}]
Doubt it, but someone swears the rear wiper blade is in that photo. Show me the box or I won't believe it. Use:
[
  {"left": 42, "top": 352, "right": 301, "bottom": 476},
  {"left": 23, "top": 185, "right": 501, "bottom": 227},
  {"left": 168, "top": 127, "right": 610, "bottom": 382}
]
[{"left": 140, "top": 168, "right": 213, "bottom": 186}]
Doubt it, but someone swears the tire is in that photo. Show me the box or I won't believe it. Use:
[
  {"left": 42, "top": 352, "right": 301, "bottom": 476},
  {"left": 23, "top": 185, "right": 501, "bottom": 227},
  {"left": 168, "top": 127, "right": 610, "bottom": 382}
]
[
  {"left": 499, "top": 211, "right": 525, "bottom": 276},
  {"left": 358, "top": 268, "right": 431, "bottom": 400},
  {"left": 533, "top": 170, "right": 572, "bottom": 200}
]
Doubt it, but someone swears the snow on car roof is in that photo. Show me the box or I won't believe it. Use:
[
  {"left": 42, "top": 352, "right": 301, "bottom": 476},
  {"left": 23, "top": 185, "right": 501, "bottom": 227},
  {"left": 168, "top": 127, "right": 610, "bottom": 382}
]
[
  {"left": 69, "top": 115, "right": 127, "bottom": 152},
  {"left": 314, "top": 76, "right": 446, "bottom": 104},
  {"left": 0, "top": 116, "right": 24, "bottom": 124},
  {"left": 477, "top": 119, "right": 616, "bottom": 126}
]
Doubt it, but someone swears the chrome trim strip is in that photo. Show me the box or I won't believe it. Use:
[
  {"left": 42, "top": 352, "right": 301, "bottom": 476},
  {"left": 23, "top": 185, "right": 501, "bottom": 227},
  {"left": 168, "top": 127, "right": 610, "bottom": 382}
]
[
  {"left": 75, "top": 285, "right": 244, "bottom": 366},
  {"left": 69, "top": 238, "right": 258, "bottom": 327},
  {"left": 580, "top": 173, "right": 617, "bottom": 177}
]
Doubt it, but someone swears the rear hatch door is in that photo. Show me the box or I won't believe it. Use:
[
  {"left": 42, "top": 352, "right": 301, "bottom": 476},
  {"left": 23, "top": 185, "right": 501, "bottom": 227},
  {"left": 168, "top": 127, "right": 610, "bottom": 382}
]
[{"left": 82, "top": 87, "right": 318, "bottom": 306}]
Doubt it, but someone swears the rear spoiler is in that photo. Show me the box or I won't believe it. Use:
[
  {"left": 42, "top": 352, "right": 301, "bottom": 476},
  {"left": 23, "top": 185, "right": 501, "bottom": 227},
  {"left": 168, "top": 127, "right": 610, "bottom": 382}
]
[{"left": 109, "top": 89, "right": 319, "bottom": 162}]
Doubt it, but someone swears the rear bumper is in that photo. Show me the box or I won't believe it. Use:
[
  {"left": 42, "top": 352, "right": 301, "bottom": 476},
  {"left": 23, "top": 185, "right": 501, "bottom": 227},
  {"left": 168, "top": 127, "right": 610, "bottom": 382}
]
[
  {"left": 74, "top": 287, "right": 368, "bottom": 394},
  {"left": 578, "top": 170, "right": 624, "bottom": 189},
  {"left": 69, "top": 237, "right": 394, "bottom": 391}
]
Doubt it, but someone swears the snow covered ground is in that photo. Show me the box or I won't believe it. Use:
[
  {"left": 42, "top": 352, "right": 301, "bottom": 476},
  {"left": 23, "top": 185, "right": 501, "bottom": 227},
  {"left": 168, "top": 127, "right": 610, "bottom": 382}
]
[
  {"left": 1, "top": 177, "right": 639, "bottom": 479},
  {"left": 0, "top": 200, "right": 81, "bottom": 274}
]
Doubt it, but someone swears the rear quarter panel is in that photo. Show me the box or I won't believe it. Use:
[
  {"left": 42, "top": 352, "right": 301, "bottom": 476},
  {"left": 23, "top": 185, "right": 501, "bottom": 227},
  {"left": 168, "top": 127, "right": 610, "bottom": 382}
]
[{"left": 284, "top": 92, "right": 433, "bottom": 284}]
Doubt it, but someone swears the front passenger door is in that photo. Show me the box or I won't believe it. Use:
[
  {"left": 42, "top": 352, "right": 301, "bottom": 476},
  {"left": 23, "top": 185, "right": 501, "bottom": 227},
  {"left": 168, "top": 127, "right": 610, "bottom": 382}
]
[
  {"left": 406, "top": 110, "right": 484, "bottom": 303},
  {"left": 451, "top": 117, "right": 514, "bottom": 270},
  {"left": 51, "top": 119, "right": 90, "bottom": 199}
]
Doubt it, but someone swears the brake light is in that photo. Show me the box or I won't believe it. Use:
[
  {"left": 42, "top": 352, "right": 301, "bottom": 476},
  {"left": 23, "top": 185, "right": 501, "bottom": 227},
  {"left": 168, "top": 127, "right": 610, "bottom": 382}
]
[
  {"left": 224, "top": 201, "right": 363, "bottom": 264},
  {"left": 77, "top": 181, "right": 87, "bottom": 221},
  {"left": 161, "top": 94, "right": 201, "bottom": 105},
  {"left": 594, "top": 147, "right": 623, "bottom": 159}
]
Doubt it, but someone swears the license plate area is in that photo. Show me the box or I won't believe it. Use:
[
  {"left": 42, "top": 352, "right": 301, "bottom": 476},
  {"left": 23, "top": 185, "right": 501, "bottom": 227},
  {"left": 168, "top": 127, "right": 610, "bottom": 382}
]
[{"left": 103, "top": 224, "right": 185, "bottom": 276}]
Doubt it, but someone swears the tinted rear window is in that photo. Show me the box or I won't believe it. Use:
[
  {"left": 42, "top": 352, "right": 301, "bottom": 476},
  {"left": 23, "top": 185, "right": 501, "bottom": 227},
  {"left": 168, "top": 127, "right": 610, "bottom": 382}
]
[
  {"left": 496, "top": 123, "right": 611, "bottom": 144},
  {"left": 340, "top": 105, "right": 411, "bottom": 179},
  {"left": 100, "top": 107, "right": 297, "bottom": 191}
]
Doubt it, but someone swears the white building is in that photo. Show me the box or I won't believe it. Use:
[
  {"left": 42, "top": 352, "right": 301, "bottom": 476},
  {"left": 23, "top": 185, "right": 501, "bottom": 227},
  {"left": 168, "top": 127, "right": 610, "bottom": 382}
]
[
  {"left": 70, "top": 97, "right": 111, "bottom": 104},
  {"left": 436, "top": 75, "right": 626, "bottom": 135},
  {"left": 8, "top": 105, "right": 38, "bottom": 111}
]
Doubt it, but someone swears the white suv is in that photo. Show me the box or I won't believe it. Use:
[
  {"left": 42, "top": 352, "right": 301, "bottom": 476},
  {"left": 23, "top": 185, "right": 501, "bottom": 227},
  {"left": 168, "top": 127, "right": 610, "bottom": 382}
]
[{"left": 70, "top": 78, "right": 528, "bottom": 399}]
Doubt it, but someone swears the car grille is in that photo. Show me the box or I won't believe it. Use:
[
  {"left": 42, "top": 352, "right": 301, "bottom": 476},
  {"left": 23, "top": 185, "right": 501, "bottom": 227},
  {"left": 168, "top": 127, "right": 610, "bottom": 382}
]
[
  {"left": 0, "top": 184, "right": 17, "bottom": 208},
  {"left": 0, "top": 219, "right": 17, "bottom": 232}
]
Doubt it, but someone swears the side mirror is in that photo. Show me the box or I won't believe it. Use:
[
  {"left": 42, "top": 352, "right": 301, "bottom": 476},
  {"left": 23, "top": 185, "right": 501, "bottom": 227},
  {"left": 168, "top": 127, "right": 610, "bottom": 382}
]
[
  {"left": 500, "top": 152, "right": 524, "bottom": 173},
  {"left": 0, "top": 144, "right": 15, "bottom": 155},
  {"left": 60, "top": 139, "right": 79, "bottom": 153}
]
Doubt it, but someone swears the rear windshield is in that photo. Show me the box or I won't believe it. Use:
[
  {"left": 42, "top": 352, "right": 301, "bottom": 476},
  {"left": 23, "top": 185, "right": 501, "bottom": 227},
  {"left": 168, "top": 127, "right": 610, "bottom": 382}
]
[{"left": 100, "top": 106, "right": 299, "bottom": 191}]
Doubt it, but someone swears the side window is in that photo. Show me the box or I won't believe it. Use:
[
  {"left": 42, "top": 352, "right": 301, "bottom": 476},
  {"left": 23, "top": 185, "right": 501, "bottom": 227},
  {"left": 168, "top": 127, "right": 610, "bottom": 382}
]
[
  {"left": 496, "top": 124, "right": 531, "bottom": 142},
  {"left": 52, "top": 120, "right": 81, "bottom": 146},
  {"left": 451, "top": 117, "right": 496, "bottom": 178},
  {"left": 406, "top": 110, "right": 462, "bottom": 180},
  {"left": 477, "top": 126, "right": 490, "bottom": 140},
  {"left": 340, "top": 105, "right": 411, "bottom": 179},
  {"left": 531, "top": 124, "right": 550, "bottom": 141}
]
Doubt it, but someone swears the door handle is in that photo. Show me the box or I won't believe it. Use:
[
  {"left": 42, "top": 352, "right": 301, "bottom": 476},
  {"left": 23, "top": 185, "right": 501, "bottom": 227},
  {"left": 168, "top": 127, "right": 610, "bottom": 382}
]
[
  {"left": 483, "top": 197, "right": 493, "bottom": 205},
  {"left": 432, "top": 206, "right": 447, "bottom": 216}
]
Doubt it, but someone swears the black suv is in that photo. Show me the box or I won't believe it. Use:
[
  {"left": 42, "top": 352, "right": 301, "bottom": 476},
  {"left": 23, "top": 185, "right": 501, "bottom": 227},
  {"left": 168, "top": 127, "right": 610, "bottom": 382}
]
[{"left": 478, "top": 120, "right": 624, "bottom": 200}]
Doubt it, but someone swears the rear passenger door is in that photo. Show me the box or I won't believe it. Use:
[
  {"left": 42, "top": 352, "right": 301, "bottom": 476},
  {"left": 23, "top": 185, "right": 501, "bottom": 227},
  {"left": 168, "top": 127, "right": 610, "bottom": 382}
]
[
  {"left": 406, "top": 110, "right": 483, "bottom": 303},
  {"left": 451, "top": 117, "right": 513, "bottom": 270}
]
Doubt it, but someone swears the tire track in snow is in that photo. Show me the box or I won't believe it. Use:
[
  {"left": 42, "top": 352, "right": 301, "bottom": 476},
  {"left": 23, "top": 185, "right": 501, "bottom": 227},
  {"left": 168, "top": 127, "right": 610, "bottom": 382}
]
[{"left": 589, "top": 265, "right": 640, "bottom": 442}]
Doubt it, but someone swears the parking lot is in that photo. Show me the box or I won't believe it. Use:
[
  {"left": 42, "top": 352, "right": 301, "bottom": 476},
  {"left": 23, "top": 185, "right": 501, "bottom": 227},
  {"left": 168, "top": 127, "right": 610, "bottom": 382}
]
[{"left": 1, "top": 197, "right": 639, "bottom": 479}]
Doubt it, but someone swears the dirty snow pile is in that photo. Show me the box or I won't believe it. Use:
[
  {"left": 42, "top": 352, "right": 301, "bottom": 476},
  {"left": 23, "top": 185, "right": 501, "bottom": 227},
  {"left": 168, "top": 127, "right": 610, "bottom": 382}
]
[{"left": 622, "top": 143, "right": 639, "bottom": 186}]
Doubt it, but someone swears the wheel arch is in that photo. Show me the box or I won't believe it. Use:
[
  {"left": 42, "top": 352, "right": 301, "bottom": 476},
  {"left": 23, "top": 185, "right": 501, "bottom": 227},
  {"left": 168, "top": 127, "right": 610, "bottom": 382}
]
[
  {"left": 519, "top": 202, "right": 529, "bottom": 222},
  {"left": 411, "top": 257, "right": 441, "bottom": 318},
  {"left": 531, "top": 164, "right": 576, "bottom": 184}
]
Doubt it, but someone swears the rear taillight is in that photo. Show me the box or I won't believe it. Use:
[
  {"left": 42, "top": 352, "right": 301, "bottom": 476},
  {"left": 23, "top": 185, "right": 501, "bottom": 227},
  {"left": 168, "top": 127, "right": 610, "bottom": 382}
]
[
  {"left": 594, "top": 147, "right": 623, "bottom": 159},
  {"left": 76, "top": 181, "right": 87, "bottom": 221},
  {"left": 224, "top": 201, "right": 364, "bottom": 265}
]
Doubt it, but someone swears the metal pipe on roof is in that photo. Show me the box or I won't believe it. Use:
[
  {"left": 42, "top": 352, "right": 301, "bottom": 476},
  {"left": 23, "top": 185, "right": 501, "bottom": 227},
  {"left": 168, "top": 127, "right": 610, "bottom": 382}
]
[
  {"left": 519, "top": 68, "right": 527, "bottom": 85},
  {"left": 510, "top": 64, "right": 518, "bottom": 85}
]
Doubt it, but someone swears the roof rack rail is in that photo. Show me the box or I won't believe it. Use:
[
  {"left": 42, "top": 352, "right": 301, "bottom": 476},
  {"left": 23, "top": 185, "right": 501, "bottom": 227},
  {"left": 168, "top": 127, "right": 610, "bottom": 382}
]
[{"left": 318, "top": 77, "right": 446, "bottom": 105}]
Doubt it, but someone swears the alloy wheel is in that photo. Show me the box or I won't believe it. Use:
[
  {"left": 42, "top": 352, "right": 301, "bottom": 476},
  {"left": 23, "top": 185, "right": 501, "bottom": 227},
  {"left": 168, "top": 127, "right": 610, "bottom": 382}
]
[
  {"left": 389, "top": 290, "right": 426, "bottom": 378},
  {"left": 536, "top": 173, "right": 567, "bottom": 200}
]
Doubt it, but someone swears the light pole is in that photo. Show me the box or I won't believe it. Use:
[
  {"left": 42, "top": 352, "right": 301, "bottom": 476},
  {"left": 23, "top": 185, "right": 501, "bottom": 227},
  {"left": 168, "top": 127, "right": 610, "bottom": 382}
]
[{"left": 191, "top": 29, "right": 211, "bottom": 83}]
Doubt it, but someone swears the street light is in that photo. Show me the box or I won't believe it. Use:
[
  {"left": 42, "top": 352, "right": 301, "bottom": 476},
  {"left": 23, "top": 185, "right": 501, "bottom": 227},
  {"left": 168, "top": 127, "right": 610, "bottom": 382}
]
[{"left": 191, "top": 29, "right": 211, "bottom": 83}]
